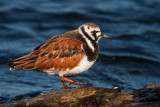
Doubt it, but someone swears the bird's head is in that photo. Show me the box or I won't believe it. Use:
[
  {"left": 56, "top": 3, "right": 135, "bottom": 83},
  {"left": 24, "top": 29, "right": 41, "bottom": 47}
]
[{"left": 78, "top": 22, "right": 110, "bottom": 42}]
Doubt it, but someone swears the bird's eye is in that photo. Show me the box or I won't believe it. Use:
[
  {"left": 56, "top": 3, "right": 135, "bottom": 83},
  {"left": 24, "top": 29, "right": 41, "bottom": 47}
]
[
  {"left": 91, "top": 31, "right": 100, "bottom": 34},
  {"left": 91, "top": 31, "right": 96, "bottom": 34}
]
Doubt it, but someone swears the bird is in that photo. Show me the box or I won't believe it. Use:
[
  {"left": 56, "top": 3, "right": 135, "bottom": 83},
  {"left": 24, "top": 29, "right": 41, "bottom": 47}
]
[{"left": 8, "top": 22, "right": 110, "bottom": 89}]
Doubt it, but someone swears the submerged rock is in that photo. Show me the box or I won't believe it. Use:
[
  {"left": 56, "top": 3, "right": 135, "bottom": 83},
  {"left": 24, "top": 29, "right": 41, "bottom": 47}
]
[{"left": 1, "top": 84, "right": 160, "bottom": 107}]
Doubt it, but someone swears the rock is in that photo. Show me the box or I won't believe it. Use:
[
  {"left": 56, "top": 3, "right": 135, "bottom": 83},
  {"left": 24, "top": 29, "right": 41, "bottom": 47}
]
[
  {"left": 132, "top": 84, "right": 160, "bottom": 105},
  {"left": 1, "top": 84, "right": 160, "bottom": 107}
]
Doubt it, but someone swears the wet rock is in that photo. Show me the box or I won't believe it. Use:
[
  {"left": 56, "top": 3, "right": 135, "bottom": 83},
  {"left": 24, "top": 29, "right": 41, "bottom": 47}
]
[
  {"left": 1, "top": 84, "right": 160, "bottom": 107},
  {"left": 132, "top": 84, "right": 160, "bottom": 105}
]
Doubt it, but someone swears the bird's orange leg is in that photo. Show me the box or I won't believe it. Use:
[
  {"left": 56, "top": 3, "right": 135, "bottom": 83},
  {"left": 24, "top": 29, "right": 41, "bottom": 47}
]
[
  {"left": 59, "top": 76, "right": 87, "bottom": 89},
  {"left": 59, "top": 77, "right": 69, "bottom": 89}
]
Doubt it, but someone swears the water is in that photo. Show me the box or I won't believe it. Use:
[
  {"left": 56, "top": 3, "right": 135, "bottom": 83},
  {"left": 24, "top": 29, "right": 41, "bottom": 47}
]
[{"left": 0, "top": 0, "right": 160, "bottom": 104}]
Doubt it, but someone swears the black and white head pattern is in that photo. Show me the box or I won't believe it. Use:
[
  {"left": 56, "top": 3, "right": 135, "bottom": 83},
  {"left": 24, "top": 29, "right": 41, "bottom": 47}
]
[{"left": 78, "top": 23, "right": 102, "bottom": 52}]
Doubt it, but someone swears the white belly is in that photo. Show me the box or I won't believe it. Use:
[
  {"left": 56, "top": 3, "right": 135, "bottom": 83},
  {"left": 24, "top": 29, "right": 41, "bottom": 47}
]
[{"left": 43, "top": 55, "right": 95, "bottom": 76}]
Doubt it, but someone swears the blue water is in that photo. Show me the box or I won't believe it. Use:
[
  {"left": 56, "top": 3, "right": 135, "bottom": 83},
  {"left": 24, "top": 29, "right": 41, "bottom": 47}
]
[{"left": 0, "top": 0, "right": 160, "bottom": 104}]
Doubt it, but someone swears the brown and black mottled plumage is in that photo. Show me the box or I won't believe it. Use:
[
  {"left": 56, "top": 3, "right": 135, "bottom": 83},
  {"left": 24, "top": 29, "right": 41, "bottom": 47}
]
[{"left": 8, "top": 30, "right": 85, "bottom": 71}]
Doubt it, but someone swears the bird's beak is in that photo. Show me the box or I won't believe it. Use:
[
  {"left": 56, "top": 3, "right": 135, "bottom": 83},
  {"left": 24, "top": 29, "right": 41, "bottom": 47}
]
[{"left": 100, "top": 34, "right": 111, "bottom": 39}]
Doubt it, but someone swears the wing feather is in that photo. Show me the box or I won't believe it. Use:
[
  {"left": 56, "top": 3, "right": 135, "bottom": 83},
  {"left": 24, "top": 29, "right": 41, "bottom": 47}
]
[
  {"left": 36, "top": 38, "right": 85, "bottom": 71},
  {"left": 8, "top": 35, "right": 85, "bottom": 71}
]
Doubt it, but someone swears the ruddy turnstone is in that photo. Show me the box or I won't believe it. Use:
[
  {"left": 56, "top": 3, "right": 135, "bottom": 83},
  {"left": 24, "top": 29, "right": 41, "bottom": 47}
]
[{"left": 8, "top": 22, "right": 110, "bottom": 89}]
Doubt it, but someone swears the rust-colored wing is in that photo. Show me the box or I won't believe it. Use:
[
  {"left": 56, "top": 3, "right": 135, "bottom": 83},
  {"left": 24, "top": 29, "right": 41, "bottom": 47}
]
[{"left": 8, "top": 37, "right": 85, "bottom": 71}]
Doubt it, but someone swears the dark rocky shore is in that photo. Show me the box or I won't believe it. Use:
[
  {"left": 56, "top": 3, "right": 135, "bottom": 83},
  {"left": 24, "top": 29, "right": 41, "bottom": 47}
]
[{"left": 1, "top": 84, "right": 160, "bottom": 107}]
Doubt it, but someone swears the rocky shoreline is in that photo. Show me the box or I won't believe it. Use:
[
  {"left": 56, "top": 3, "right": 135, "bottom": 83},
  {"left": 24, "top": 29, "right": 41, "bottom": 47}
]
[{"left": 1, "top": 84, "right": 160, "bottom": 107}]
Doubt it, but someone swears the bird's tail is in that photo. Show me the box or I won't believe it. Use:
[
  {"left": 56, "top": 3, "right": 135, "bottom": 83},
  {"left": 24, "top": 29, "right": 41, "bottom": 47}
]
[{"left": 8, "top": 52, "right": 39, "bottom": 70}]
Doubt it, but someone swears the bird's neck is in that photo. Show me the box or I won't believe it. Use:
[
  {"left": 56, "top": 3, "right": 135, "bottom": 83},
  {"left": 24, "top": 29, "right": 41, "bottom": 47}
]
[{"left": 78, "top": 29, "right": 99, "bottom": 61}]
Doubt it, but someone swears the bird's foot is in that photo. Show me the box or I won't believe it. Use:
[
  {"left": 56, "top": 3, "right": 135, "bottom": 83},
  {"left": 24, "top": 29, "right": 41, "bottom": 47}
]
[
  {"left": 61, "top": 85, "right": 75, "bottom": 89},
  {"left": 59, "top": 76, "right": 87, "bottom": 88}
]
